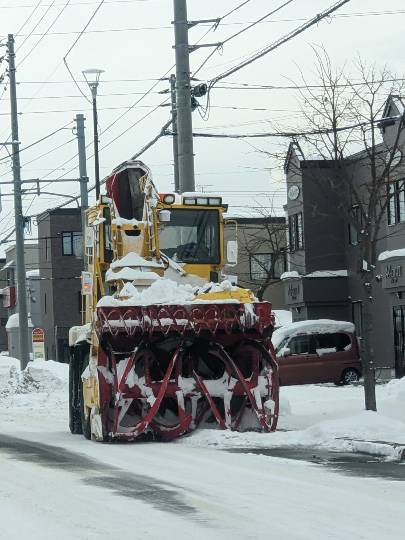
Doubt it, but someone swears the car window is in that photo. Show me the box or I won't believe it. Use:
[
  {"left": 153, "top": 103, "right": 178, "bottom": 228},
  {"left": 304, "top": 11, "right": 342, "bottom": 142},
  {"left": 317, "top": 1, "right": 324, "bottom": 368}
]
[
  {"left": 288, "top": 335, "right": 312, "bottom": 355},
  {"left": 314, "top": 333, "right": 351, "bottom": 355}
]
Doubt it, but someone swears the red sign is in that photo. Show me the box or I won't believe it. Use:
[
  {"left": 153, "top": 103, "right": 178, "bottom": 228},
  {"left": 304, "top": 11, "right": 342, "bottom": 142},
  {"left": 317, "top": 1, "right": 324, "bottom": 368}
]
[{"left": 32, "top": 327, "right": 45, "bottom": 343}]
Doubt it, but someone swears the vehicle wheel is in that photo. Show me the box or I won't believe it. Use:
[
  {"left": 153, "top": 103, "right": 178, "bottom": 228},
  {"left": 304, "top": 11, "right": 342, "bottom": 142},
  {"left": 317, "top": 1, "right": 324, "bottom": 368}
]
[
  {"left": 79, "top": 354, "right": 92, "bottom": 440},
  {"left": 340, "top": 368, "right": 360, "bottom": 386},
  {"left": 69, "top": 349, "right": 83, "bottom": 434}
]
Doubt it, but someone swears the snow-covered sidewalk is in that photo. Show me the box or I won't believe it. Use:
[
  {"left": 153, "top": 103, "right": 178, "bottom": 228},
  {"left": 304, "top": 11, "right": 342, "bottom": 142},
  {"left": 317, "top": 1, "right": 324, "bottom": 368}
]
[{"left": 1, "top": 355, "right": 404, "bottom": 460}]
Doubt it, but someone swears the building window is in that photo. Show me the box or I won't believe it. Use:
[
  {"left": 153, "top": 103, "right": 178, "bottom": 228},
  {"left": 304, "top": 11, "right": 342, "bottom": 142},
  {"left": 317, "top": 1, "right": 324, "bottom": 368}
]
[
  {"left": 388, "top": 180, "right": 405, "bottom": 225},
  {"left": 250, "top": 253, "right": 285, "bottom": 280},
  {"left": 250, "top": 253, "right": 272, "bottom": 280},
  {"left": 62, "top": 231, "right": 83, "bottom": 256},
  {"left": 348, "top": 205, "right": 361, "bottom": 245},
  {"left": 288, "top": 213, "right": 304, "bottom": 251}
]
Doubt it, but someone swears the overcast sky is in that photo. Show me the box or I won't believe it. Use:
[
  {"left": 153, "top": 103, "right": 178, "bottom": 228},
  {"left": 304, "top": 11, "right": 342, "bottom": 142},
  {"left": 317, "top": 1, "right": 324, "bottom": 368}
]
[{"left": 0, "top": 0, "right": 404, "bottom": 251}]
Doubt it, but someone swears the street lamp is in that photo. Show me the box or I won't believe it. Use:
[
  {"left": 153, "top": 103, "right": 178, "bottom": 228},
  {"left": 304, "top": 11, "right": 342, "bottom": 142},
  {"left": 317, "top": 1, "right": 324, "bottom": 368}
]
[{"left": 82, "top": 68, "right": 104, "bottom": 201}]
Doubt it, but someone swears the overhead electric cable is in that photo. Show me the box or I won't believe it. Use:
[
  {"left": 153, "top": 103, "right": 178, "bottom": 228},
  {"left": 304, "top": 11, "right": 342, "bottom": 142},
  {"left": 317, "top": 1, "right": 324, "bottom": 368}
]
[
  {"left": 63, "top": 0, "right": 105, "bottom": 102},
  {"left": 17, "top": 0, "right": 57, "bottom": 53},
  {"left": 209, "top": 0, "right": 352, "bottom": 87},
  {"left": 193, "top": 0, "right": 294, "bottom": 78},
  {"left": 0, "top": 121, "right": 73, "bottom": 163},
  {"left": 19, "top": 0, "right": 73, "bottom": 67},
  {"left": 15, "top": 0, "right": 43, "bottom": 36},
  {"left": 185, "top": 113, "right": 399, "bottom": 139}
]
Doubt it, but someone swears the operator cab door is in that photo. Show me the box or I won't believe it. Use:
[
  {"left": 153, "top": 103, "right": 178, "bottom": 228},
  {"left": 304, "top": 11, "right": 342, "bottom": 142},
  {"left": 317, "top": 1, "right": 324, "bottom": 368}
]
[{"left": 278, "top": 334, "right": 321, "bottom": 385}]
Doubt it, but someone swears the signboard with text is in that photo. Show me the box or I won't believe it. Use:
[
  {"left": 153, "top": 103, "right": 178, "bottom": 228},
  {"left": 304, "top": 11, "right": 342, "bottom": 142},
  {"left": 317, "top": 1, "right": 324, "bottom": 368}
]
[
  {"left": 81, "top": 271, "right": 93, "bottom": 296},
  {"left": 382, "top": 261, "right": 405, "bottom": 289},
  {"left": 32, "top": 327, "right": 45, "bottom": 361}
]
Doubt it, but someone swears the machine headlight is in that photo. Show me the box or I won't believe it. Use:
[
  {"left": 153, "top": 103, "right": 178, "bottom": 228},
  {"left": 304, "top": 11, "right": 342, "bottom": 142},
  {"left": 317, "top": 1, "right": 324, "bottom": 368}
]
[{"left": 183, "top": 197, "right": 197, "bottom": 205}]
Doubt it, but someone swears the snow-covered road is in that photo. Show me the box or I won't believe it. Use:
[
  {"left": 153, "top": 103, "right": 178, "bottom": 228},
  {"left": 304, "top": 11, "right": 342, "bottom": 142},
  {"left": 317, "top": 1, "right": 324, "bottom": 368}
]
[
  {"left": 1, "top": 428, "right": 405, "bottom": 540},
  {"left": 1, "top": 357, "right": 405, "bottom": 539}
]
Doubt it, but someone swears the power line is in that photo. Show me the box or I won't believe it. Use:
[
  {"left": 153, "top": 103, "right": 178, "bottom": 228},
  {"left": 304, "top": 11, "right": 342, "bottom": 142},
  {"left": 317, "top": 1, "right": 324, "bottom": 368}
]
[
  {"left": 0, "top": 121, "right": 73, "bottom": 163},
  {"left": 209, "top": 0, "right": 351, "bottom": 87},
  {"left": 17, "top": 0, "right": 57, "bottom": 55},
  {"left": 15, "top": 0, "right": 43, "bottom": 36},
  {"left": 63, "top": 0, "right": 106, "bottom": 103},
  {"left": 0, "top": 137, "right": 76, "bottom": 178},
  {"left": 8, "top": 10, "right": 405, "bottom": 36},
  {"left": 0, "top": 0, "right": 143, "bottom": 6},
  {"left": 193, "top": 1, "right": 295, "bottom": 78},
  {"left": 185, "top": 113, "right": 400, "bottom": 139},
  {"left": 0, "top": 90, "right": 163, "bottom": 100},
  {"left": 19, "top": 0, "right": 73, "bottom": 67}
]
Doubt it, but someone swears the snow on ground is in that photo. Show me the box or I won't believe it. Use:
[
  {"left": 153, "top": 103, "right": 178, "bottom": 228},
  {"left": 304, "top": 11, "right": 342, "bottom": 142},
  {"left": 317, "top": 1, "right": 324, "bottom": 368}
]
[
  {"left": 0, "top": 354, "right": 404, "bottom": 459},
  {"left": 179, "top": 381, "right": 405, "bottom": 459},
  {"left": 0, "top": 355, "right": 68, "bottom": 428}
]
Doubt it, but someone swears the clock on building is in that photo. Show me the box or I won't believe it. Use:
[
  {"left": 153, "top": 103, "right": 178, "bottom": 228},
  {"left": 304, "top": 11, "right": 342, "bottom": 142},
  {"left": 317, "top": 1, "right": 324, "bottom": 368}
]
[{"left": 288, "top": 184, "right": 300, "bottom": 200}]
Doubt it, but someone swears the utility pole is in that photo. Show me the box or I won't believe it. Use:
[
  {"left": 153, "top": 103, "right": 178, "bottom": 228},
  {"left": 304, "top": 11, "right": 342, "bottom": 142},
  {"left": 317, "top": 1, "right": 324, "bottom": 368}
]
[
  {"left": 169, "top": 74, "right": 180, "bottom": 193},
  {"left": 173, "top": 0, "right": 195, "bottom": 192},
  {"left": 7, "top": 34, "right": 30, "bottom": 370},
  {"left": 92, "top": 97, "right": 100, "bottom": 200},
  {"left": 82, "top": 69, "right": 104, "bottom": 201},
  {"left": 75, "top": 113, "right": 89, "bottom": 266}
]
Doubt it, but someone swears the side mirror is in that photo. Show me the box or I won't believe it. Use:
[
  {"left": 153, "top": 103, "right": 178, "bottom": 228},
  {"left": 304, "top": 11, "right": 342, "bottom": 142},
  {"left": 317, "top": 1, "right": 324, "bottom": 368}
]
[
  {"left": 283, "top": 348, "right": 291, "bottom": 357},
  {"left": 226, "top": 240, "right": 238, "bottom": 266},
  {"left": 158, "top": 209, "right": 171, "bottom": 222}
]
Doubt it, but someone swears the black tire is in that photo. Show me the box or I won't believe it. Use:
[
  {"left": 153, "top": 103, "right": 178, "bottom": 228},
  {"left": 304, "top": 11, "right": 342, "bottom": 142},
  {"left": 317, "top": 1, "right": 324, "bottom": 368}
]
[
  {"left": 340, "top": 368, "right": 360, "bottom": 386},
  {"left": 79, "top": 353, "right": 92, "bottom": 440},
  {"left": 69, "top": 348, "right": 83, "bottom": 434}
]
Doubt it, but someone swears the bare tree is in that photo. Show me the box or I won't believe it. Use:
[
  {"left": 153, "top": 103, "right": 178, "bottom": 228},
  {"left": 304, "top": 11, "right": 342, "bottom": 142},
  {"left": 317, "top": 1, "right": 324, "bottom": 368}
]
[
  {"left": 236, "top": 199, "right": 287, "bottom": 301},
  {"left": 288, "top": 49, "right": 405, "bottom": 410}
]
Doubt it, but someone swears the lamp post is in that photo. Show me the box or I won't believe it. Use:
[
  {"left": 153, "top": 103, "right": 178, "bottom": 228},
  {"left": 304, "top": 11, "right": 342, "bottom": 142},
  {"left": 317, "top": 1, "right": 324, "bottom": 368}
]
[{"left": 82, "top": 68, "right": 104, "bottom": 201}]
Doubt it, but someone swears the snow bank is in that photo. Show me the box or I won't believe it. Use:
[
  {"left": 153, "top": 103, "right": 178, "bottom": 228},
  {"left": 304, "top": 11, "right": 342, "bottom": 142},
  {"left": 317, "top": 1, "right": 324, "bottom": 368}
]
[
  {"left": 0, "top": 358, "right": 68, "bottom": 409},
  {"left": 178, "top": 378, "right": 405, "bottom": 459}
]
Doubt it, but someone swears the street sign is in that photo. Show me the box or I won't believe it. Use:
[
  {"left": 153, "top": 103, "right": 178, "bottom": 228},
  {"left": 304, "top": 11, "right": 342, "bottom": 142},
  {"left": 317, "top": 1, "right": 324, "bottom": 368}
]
[
  {"left": 32, "top": 327, "right": 45, "bottom": 361},
  {"left": 81, "top": 271, "right": 93, "bottom": 295}
]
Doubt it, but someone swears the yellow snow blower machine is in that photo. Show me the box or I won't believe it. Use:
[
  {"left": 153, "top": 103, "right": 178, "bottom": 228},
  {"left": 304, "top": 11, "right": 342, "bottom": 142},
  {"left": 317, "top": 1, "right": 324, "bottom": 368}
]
[{"left": 69, "top": 161, "right": 279, "bottom": 441}]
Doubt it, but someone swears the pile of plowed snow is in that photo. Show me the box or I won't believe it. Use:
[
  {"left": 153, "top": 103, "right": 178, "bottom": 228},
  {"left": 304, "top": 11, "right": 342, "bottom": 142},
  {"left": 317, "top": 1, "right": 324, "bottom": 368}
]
[
  {"left": 178, "top": 378, "right": 405, "bottom": 459},
  {"left": 0, "top": 356, "right": 68, "bottom": 408}
]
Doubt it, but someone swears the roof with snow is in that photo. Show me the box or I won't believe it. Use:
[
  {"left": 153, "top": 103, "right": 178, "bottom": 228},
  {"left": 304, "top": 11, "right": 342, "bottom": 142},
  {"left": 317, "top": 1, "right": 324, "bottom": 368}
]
[
  {"left": 378, "top": 249, "right": 405, "bottom": 262},
  {"left": 6, "top": 313, "right": 33, "bottom": 330},
  {"left": 272, "top": 319, "right": 355, "bottom": 348}
]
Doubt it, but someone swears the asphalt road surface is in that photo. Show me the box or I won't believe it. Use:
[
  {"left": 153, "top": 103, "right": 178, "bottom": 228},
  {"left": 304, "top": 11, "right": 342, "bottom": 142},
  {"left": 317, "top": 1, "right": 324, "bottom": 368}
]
[{"left": 0, "top": 432, "right": 404, "bottom": 540}]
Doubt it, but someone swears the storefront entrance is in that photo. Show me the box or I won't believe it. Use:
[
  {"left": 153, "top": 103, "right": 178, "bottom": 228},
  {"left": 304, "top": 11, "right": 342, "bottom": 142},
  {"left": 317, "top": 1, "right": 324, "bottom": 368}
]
[{"left": 393, "top": 306, "right": 405, "bottom": 378}]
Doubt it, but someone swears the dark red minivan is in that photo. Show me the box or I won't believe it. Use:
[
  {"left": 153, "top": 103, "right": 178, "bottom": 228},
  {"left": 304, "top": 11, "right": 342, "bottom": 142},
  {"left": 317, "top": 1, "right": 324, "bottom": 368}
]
[{"left": 272, "top": 320, "right": 362, "bottom": 386}]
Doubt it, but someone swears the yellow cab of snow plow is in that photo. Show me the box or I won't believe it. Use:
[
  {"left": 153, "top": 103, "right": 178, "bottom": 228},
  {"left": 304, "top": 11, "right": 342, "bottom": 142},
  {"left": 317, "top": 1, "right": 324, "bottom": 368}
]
[{"left": 69, "top": 160, "right": 278, "bottom": 442}]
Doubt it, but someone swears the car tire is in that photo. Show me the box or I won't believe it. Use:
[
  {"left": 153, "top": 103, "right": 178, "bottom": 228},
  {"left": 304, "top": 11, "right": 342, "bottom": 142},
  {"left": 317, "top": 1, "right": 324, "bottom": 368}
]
[{"left": 340, "top": 368, "right": 360, "bottom": 386}]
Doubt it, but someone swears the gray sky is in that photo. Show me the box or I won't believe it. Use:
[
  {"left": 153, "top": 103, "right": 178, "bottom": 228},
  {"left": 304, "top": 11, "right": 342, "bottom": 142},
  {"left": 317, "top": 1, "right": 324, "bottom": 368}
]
[{"left": 0, "top": 0, "right": 404, "bottom": 252}]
